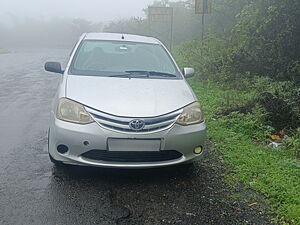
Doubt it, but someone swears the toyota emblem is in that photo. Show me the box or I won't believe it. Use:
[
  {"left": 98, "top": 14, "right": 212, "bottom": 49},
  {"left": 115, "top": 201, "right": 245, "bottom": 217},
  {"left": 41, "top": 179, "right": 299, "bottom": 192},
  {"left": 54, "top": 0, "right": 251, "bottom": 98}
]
[{"left": 129, "top": 119, "right": 145, "bottom": 131}]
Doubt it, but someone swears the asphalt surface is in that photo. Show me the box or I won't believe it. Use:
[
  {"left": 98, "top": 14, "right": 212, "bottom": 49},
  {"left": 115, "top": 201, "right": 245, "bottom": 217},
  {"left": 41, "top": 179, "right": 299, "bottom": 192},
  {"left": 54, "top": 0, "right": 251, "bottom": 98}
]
[{"left": 0, "top": 49, "right": 272, "bottom": 225}]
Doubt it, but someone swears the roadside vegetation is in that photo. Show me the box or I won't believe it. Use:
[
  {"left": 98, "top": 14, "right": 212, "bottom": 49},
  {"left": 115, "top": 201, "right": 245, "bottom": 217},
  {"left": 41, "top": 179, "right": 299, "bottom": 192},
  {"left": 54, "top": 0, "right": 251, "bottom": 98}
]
[
  {"left": 184, "top": 79, "right": 300, "bottom": 224},
  {"left": 174, "top": 0, "right": 300, "bottom": 224}
]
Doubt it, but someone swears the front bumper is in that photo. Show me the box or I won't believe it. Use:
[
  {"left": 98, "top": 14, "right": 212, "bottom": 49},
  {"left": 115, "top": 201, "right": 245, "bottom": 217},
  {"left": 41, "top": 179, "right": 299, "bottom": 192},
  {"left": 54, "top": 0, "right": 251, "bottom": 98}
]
[{"left": 49, "top": 114, "right": 206, "bottom": 168}]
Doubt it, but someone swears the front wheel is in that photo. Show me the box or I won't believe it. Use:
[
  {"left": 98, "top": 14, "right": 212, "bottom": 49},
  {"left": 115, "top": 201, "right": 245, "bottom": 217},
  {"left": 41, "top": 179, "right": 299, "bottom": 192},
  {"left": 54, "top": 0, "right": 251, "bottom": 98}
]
[
  {"left": 49, "top": 153, "right": 64, "bottom": 167},
  {"left": 48, "top": 128, "right": 64, "bottom": 167}
]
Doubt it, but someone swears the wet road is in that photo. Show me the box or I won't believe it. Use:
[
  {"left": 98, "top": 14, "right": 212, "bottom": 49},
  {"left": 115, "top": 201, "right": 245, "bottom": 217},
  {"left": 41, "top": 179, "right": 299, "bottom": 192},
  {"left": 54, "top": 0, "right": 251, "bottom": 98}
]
[{"left": 0, "top": 49, "right": 271, "bottom": 225}]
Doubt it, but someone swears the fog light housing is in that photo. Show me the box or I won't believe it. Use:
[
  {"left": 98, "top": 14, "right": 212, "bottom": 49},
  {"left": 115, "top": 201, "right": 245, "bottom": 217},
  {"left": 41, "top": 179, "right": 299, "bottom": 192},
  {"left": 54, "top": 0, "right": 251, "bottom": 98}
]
[
  {"left": 57, "top": 145, "right": 69, "bottom": 154},
  {"left": 194, "top": 146, "right": 203, "bottom": 155}
]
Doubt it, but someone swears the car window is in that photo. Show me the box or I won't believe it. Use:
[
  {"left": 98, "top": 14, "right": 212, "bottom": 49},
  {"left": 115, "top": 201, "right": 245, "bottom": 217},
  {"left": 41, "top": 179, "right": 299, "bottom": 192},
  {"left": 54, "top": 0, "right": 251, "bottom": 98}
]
[{"left": 69, "top": 40, "right": 181, "bottom": 79}]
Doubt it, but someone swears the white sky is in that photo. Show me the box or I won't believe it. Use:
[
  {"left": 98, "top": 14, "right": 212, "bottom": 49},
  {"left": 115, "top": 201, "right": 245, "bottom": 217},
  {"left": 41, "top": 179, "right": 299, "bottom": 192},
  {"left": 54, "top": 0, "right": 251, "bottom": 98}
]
[{"left": 0, "top": 0, "right": 156, "bottom": 22}]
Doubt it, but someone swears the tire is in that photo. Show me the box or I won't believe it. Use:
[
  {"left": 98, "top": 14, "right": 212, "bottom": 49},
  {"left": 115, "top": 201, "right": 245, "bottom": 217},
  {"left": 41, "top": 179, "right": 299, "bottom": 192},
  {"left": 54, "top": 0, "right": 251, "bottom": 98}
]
[
  {"left": 48, "top": 128, "right": 64, "bottom": 167},
  {"left": 49, "top": 153, "right": 65, "bottom": 167},
  {"left": 181, "top": 161, "right": 195, "bottom": 169},
  {"left": 175, "top": 162, "right": 195, "bottom": 172}
]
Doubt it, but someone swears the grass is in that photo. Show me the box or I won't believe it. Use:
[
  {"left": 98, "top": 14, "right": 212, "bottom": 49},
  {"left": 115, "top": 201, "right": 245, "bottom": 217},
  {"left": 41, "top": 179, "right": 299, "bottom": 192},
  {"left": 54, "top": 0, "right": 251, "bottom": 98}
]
[{"left": 190, "top": 80, "right": 300, "bottom": 224}]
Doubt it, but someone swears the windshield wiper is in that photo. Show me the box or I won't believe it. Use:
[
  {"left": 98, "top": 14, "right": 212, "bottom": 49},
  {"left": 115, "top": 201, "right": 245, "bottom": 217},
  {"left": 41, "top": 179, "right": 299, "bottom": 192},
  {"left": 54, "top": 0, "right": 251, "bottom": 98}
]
[
  {"left": 125, "top": 70, "right": 150, "bottom": 77},
  {"left": 109, "top": 71, "right": 150, "bottom": 78},
  {"left": 149, "top": 71, "right": 177, "bottom": 77},
  {"left": 109, "top": 71, "right": 177, "bottom": 78},
  {"left": 109, "top": 73, "right": 132, "bottom": 78},
  {"left": 125, "top": 70, "right": 177, "bottom": 78}
]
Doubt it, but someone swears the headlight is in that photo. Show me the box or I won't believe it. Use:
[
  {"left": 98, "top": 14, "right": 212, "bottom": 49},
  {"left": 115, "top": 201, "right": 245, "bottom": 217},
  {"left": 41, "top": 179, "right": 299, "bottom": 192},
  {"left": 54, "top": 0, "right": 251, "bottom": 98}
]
[
  {"left": 56, "top": 98, "right": 94, "bottom": 124},
  {"left": 176, "top": 102, "right": 204, "bottom": 126}
]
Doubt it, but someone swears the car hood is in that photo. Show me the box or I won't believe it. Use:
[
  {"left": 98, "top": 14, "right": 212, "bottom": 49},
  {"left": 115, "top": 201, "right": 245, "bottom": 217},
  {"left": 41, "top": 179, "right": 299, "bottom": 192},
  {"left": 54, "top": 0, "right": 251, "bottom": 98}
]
[{"left": 66, "top": 76, "right": 196, "bottom": 117}]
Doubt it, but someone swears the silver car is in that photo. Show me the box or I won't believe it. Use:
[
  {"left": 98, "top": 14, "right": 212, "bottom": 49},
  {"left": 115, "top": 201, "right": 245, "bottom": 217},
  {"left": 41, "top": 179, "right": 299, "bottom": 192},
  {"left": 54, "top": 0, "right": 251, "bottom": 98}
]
[{"left": 45, "top": 33, "right": 206, "bottom": 168}]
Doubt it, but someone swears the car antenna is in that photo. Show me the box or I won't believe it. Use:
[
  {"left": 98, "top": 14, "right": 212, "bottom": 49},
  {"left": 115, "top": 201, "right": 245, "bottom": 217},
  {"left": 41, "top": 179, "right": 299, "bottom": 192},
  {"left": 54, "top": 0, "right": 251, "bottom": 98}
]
[{"left": 121, "top": 34, "right": 125, "bottom": 40}]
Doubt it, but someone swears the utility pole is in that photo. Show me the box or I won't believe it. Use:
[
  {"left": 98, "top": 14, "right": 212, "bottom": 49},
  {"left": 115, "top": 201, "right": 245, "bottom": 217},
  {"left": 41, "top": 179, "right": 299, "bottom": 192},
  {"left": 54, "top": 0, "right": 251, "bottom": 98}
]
[
  {"left": 170, "top": 7, "right": 174, "bottom": 51},
  {"left": 201, "top": 14, "right": 205, "bottom": 40}
]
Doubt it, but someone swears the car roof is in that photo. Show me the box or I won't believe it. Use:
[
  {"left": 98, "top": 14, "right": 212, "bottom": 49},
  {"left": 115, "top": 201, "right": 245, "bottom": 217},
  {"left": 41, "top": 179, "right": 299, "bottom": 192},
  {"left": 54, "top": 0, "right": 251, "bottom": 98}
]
[{"left": 84, "top": 33, "right": 161, "bottom": 45}]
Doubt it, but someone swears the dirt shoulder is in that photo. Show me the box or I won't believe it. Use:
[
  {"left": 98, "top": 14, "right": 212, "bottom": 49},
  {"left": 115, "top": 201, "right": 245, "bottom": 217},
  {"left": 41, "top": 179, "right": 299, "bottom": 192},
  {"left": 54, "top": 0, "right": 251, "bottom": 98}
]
[{"left": 109, "top": 144, "right": 273, "bottom": 225}]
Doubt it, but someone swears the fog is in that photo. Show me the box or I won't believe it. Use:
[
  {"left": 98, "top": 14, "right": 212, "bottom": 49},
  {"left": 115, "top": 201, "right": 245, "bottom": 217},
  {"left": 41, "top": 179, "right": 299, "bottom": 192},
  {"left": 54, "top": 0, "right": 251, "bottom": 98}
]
[
  {"left": 0, "top": 0, "right": 159, "bottom": 48},
  {"left": 0, "top": 0, "right": 154, "bottom": 23},
  {"left": 0, "top": 0, "right": 209, "bottom": 49}
]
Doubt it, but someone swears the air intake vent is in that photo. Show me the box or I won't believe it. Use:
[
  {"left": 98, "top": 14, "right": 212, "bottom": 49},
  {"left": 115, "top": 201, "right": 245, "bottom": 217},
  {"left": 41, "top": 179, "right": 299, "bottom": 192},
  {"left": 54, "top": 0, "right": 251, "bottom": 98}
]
[{"left": 81, "top": 150, "right": 183, "bottom": 162}]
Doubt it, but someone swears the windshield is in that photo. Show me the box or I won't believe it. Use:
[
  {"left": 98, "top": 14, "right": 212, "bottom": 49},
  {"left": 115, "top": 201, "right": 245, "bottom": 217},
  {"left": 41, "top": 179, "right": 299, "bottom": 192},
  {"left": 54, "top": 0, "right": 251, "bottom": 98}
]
[{"left": 69, "top": 40, "right": 181, "bottom": 79}]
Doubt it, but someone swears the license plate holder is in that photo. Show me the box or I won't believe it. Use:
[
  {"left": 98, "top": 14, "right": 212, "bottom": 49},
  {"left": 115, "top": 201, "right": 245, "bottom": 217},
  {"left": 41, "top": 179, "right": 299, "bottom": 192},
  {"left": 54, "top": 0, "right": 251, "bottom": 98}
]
[{"left": 107, "top": 138, "right": 161, "bottom": 152}]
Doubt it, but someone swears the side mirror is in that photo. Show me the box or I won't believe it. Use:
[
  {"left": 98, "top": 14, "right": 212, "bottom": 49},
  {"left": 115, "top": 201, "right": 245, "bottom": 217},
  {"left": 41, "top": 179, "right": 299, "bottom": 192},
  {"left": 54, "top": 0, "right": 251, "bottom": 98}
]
[
  {"left": 183, "top": 67, "right": 195, "bottom": 78},
  {"left": 44, "top": 62, "right": 63, "bottom": 74}
]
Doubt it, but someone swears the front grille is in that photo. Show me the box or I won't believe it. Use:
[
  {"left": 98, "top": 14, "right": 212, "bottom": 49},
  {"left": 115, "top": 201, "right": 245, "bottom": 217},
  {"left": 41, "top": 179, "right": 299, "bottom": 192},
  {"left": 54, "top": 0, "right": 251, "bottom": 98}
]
[
  {"left": 81, "top": 150, "right": 183, "bottom": 162},
  {"left": 85, "top": 107, "right": 182, "bottom": 134}
]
